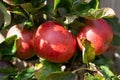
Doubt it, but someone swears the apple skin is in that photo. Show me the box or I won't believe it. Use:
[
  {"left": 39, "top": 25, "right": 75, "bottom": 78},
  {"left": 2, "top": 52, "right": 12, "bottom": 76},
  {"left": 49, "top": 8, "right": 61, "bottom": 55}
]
[
  {"left": 33, "top": 21, "right": 76, "bottom": 63},
  {"left": 6, "top": 25, "right": 35, "bottom": 59},
  {"left": 77, "top": 19, "right": 113, "bottom": 55}
]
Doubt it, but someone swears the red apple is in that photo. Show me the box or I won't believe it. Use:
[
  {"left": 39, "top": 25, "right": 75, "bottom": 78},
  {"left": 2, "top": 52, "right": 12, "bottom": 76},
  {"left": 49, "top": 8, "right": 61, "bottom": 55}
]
[
  {"left": 6, "top": 25, "right": 35, "bottom": 59},
  {"left": 77, "top": 19, "right": 113, "bottom": 55},
  {"left": 33, "top": 21, "right": 76, "bottom": 63}
]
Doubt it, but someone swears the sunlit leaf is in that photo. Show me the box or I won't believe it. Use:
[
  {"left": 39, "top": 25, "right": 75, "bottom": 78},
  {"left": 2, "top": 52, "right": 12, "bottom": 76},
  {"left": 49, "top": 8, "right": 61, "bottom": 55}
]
[
  {"left": 84, "top": 72, "right": 105, "bottom": 80},
  {"left": 74, "top": 0, "right": 115, "bottom": 20},
  {"left": 100, "top": 65, "right": 114, "bottom": 79},
  {"left": 80, "top": 8, "right": 115, "bottom": 20},
  {"left": 81, "top": 38, "right": 95, "bottom": 64},
  {"left": 94, "top": 57, "right": 115, "bottom": 79},
  {"left": 34, "top": 60, "right": 61, "bottom": 80},
  {"left": 64, "top": 15, "right": 78, "bottom": 24},
  {"left": 54, "top": 0, "right": 60, "bottom": 11}
]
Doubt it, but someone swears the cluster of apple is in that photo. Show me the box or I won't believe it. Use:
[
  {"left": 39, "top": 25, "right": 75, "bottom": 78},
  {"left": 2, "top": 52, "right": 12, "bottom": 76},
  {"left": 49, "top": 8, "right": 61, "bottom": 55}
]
[{"left": 6, "top": 19, "right": 113, "bottom": 63}]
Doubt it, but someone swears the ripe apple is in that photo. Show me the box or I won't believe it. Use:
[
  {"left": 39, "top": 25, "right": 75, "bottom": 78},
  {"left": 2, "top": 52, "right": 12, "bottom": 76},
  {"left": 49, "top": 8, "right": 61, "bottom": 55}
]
[
  {"left": 33, "top": 21, "right": 76, "bottom": 63},
  {"left": 77, "top": 19, "right": 113, "bottom": 55},
  {"left": 6, "top": 25, "right": 35, "bottom": 59}
]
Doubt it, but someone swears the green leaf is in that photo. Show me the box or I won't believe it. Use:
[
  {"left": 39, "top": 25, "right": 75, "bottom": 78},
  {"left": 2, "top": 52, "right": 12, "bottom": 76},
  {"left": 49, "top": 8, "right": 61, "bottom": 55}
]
[
  {"left": 94, "top": 56, "right": 115, "bottom": 79},
  {"left": 100, "top": 65, "right": 114, "bottom": 79},
  {"left": 54, "top": 0, "right": 73, "bottom": 13},
  {"left": 84, "top": 72, "right": 105, "bottom": 80},
  {"left": 64, "top": 15, "right": 78, "bottom": 24},
  {"left": 0, "top": 2, "right": 11, "bottom": 27},
  {"left": 34, "top": 60, "right": 61, "bottom": 80},
  {"left": 54, "top": 0, "right": 60, "bottom": 11},
  {"left": 79, "top": 8, "right": 115, "bottom": 20},
  {"left": 88, "top": 0, "right": 99, "bottom": 9},
  {"left": 15, "top": 67, "right": 34, "bottom": 80},
  {"left": 81, "top": 38, "right": 95, "bottom": 64},
  {"left": 46, "top": 72, "right": 76, "bottom": 80},
  {"left": 0, "top": 35, "right": 17, "bottom": 56},
  {"left": 23, "top": 19, "right": 34, "bottom": 30},
  {"left": 74, "top": 0, "right": 115, "bottom": 20},
  {"left": 10, "top": 7, "right": 28, "bottom": 18},
  {"left": 74, "top": 0, "right": 99, "bottom": 12},
  {"left": 84, "top": 63, "right": 106, "bottom": 80}
]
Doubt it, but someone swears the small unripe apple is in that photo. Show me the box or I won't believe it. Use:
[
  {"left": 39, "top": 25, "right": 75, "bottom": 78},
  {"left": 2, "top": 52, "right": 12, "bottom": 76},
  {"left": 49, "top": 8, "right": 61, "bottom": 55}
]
[
  {"left": 6, "top": 25, "right": 35, "bottom": 59},
  {"left": 77, "top": 19, "right": 113, "bottom": 55},
  {"left": 33, "top": 21, "right": 76, "bottom": 63}
]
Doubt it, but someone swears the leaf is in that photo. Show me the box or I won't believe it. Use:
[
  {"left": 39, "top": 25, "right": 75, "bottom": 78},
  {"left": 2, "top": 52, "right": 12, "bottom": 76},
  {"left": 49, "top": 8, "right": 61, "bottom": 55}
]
[
  {"left": 100, "top": 65, "right": 114, "bottom": 79},
  {"left": 81, "top": 38, "right": 95, "bottom": 64},
  {"left": 0, "top": 35, "right": 17, "bottom": 56},
  {"left": 74, "top": 0, "right": 99, "bottom": 12},
  {"left": 84, "top": 72, "right": 105, "bottom": 80},
  {"left": 79, "top": 8, "right": 115, "bottom": 20},
  {"left": 34, "top": 60, "right": 61, "bottom": 80},
  {"left": 64, "top": 15, "right": 78, "bottom": 24},
  {"left": 15, "top": 67, "right": 34, "bottom": 80},
  {"left": 84, "top": 63, "right": 106, "bottom": 80},
  {"left": 94, "top": 57, "right": 115, "bottom": 79},
  {"left": 20, "top": 3, "right": 35, "bottom": 13},
  {"left": 10, "top": 7, "right": 28, "bottom": 18},
  {"left": 88, "top": 0, "right": 99, "bottom": 9},
  {"left": 0, "top": 2, "right": 11, "bottom": 27},
  {"left": 74, "top": 0, "right": 115, "bottom": 20},
  {"left": 46, "top": 72, "right": 76, "bottom": 80},
  {"left": 54, "top": 0, "right": 60, "bottom": 11},
  {"left": 54, "top": 0, "right": 73, "bottom": 13}
]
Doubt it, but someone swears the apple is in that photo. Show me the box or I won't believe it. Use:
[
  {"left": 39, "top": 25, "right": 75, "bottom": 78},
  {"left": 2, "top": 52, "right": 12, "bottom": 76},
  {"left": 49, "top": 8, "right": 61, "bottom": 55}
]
[
  {"left": 6, "top": 25, "right": 35, "bottom": 59},
  {"left": 33, "top": 21, "right": 76, "bottom": 63},
  {"left": 77, "top": 19, "right": 113, "bottom": 55}
]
